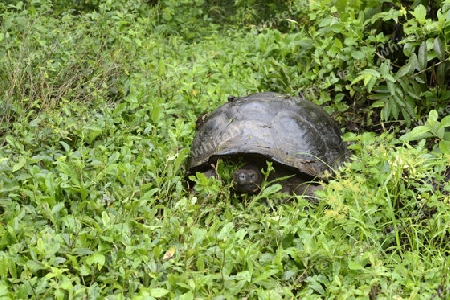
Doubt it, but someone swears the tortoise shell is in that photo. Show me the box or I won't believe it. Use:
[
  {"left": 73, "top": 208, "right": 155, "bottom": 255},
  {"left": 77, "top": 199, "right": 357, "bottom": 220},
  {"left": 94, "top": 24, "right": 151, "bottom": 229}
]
[{"left": 187, "top": 92, "right": 346, "bottom": 179}]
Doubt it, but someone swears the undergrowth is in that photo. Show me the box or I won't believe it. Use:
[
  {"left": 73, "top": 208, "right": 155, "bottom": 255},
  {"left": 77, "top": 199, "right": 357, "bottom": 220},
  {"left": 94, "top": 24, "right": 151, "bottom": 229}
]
[{"left": 0, "top": 0, "right": 449, "bottom": 298}]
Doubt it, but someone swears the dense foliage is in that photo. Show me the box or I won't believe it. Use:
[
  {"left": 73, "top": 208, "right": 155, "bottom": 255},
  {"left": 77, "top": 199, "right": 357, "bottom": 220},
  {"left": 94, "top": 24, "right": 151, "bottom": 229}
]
[{"left": 0, "top": 0, "right": 449, "bottom": 298}]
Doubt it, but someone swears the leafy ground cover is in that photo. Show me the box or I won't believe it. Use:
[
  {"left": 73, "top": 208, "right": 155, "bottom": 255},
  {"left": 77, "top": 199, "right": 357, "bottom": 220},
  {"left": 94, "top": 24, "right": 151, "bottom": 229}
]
[{"left": 1, "top": 0, "right": 450, "bottom": 298}]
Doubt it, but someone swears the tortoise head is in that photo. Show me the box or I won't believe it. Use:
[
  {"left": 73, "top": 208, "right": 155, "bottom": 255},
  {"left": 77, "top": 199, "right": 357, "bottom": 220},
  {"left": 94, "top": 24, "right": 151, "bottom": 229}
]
[{"left": 232, "top": 164, "right": 263, "bottom": 194}]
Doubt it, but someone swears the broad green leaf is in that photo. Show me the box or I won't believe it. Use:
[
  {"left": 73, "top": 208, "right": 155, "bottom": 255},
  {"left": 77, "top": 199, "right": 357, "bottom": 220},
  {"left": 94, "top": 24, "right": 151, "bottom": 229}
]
[
  {"left": 106, "top": 163, "right": 118, "bottom": 176},
  {"left": 101, "top": 211, "right": 111, "bottom": 227},
  {"left": 400, "top": 80, "right": 421, "bottom": 100},
  {"left": 74, "top": 248, "right": 94, "bottom": 256},
  {"left": 235, "top": 228, "right": 247, "bottom": 240},
  {"left": 436, "top": 126, "right": 446, "bottom": 139},
  {"left": 395, "top": 63, "right": 411, "bottom": 79},
  {"left": 434, "top": 37, "right": 445, "bottom": 60},
  {"left": 380, "top": 62, "right": 396, "bottom": 82},
  {"left": 36, "top": 238, "right": 46, "bottom": 254},
  {"left": 372, "top": 100, "right": 386, "bottom": 108},
  {"left": 56, "top": 160, "right": 80, "bottom": 186},
  {"left": 8, "top": 256, "right": 16, "bottom": 279},
  {"left": 428, "top": 110, "right": 438, "bottom": 124},
  {"left": 352, "top": 69, "right": 380, "bottom": 92},
  {"left": 411, "top": 4, "right": 427, "bottom": 24},
  {"left": 17, "top": 284, "right": 31, "bottom": 300},
  {"left": 399, "top": 126, "right": 432, "bottom": 141},
  {"left": 305, "top": 276, "right": 326, "bottom": 295},
  {"left": 388, "top": 81, "right": 403, "bottom": 100},
  {"left": 260, "top": 183, "right": 282, "bottom": 197},
  {"left": 179, "top": 291, "right": 194, "bottom": 300},
  {"left": 51, "top": 202, "right": 65, "bottom": 215},
  {"left": 88, "top": 126, "right": 103, "bottom": 143},
  {"left": 150, "top": 288, "right": 169, "bottom": 298},
  {"left": 86, "top": 253, "right": 106, "bottom": 271},
  {"left": 318, "top": 16, "right": 333, "bottom": 28},
  {"left": 26, "top": 260, "right": 45, "bottom": 272},
  {"left": 351, "top": 51, "right": 365, "bottom": 60},
  {"left": 362, "top": 69, "right": 381, "bottom": 77},
  {"left": 5, "top": 135, "right": 24, "bottom": 152},
  {"left": 45, "top": 173, "right": 56, "bottom": 200},
  {"left": 151, "top": 105, "right": 161, "bottom": 123},
  {"left": 296, "top": 38, "right": 315, "bottom": 49},
  {"left": 333, "top": 38, "right": 343, "bottom": 50},
  {"left": 440, "top": 140, "right": 450, "bottom": 154},
  {"left": 108, "top": 152, "right": 120, "bottom": 163},
  {"left": 409, "top": 53, "right": 421, "bottom": 71},
  {"left": 196, "top": 257, "right": 205, "bottom": 272},
  {"left": 348, "top": 260, "right": 363, "bottom": 270},
  {"left": 392, "top": 95, "right": 404, "bottom": 112},
  {"left": 440, "top": 115, "right": 450, "bottom": 127},
  {"left": 60, "top": 141, "right": 71, "bottom": 152},
  {"left": 351, "top": 69, "right": 377, "bottom": 85},
  {"left": 0, "top": 285, "right": 8, "bottom": 297},
  {"left": 335, "top": 0, "right": 348, "bottom": 18},
  {"left": 417, "top": 41, "right": 427, "bottom": 70},
  {"left": 113, "top": 101, "right": 127, "bottom": 117},
  {"left": 383, "top": 72, "right": 396, "bottom": 83},
  {"left": 12, "top": 157, "right": 27, "bottom": 172},
  {"left": 218, "top": 222, "right": 234, "bottom": 240},
  {"left": 235, "top": 270, "right": 252, "bottom": 282},
  {"left": 140, "top": 188, "right": 159, "bottom": 201},
  {"left": 254, "top": 269, "right": 278, "bottom": 283}
]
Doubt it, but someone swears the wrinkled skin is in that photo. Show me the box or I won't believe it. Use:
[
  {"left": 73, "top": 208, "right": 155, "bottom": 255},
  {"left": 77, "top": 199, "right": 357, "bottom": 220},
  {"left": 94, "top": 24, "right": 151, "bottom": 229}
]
[
  {"left": 232, "top": 165, "right": 263, "bottom": 194},
  {"left": 229, "top": 161, "right": 322, "bottom": 200}
]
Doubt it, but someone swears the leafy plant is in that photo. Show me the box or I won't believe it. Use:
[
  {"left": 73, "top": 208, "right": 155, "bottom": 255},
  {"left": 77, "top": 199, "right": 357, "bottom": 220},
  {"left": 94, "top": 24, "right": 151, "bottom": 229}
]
[
  {"left": 355, "top": 3, "right": 450, "bottom": 124},
  {"left": 1, "top": 0, "right": 450, "bottom": 298},
  {"left": 400, "top": 109, "right": 450, "bottom": 153}
]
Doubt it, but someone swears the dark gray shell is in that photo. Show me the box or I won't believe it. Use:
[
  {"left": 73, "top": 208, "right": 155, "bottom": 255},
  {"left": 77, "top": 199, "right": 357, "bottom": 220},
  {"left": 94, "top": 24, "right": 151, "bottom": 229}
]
[{"left": 188, "top": 92, "right": 346, "bottom": 178}]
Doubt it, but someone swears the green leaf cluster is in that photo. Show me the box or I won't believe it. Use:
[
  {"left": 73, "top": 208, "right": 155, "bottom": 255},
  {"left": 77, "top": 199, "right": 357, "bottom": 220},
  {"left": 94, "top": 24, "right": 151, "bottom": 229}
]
[
  {"left": 358, "top": 2, "right": 450, "bottom": 124},
  {"left": 1, "top": 0, "right": 450, "bottom": 298},
  {"left": 400, "top": 110, "right": 450, "bottom": 153}
]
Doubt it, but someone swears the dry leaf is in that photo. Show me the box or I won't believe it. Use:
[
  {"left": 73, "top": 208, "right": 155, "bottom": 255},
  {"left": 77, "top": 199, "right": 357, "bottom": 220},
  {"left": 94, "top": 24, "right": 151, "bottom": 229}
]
[{"left": 163, "top": 247, "right": 176, "bottom": 260}]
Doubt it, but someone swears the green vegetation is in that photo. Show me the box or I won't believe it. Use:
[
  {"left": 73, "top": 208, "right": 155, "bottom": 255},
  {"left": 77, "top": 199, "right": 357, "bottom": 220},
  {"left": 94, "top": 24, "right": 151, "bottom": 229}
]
[{"left": 1, "top": 0, "right": 449, "bottom": 298}]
